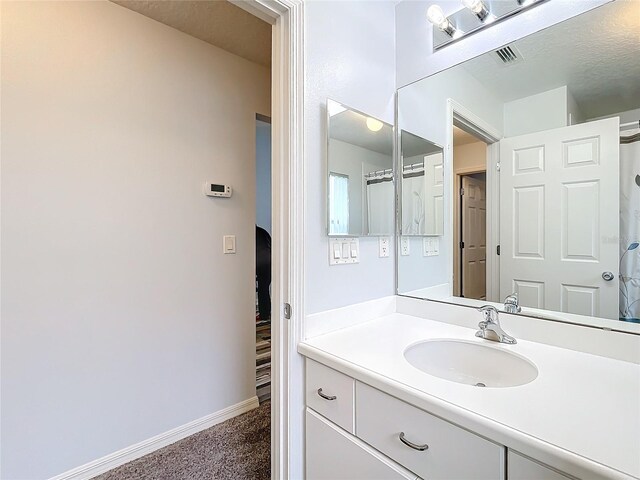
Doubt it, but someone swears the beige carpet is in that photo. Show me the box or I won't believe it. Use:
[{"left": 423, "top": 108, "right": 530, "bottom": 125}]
[{"left": 94, "top": 402, "right": 270, "bottom": 480}]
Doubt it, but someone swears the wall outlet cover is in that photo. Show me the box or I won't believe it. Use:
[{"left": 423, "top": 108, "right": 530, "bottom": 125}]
[
  {"left": 400, "top": 237, "right": 410, "bottom": 256},
  {"left": 378, "top": 236, "right": 390, "bottom": 258}
]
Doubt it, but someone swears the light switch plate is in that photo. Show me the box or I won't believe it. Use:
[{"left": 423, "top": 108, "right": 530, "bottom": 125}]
[
  {"left": 423, "top": 237, "right": 440, "bottom": 256},
  {"left": 329, "top": 237, "right": 359, "bottom": 265},
  {"left": 400, "top": 237, "right": 410, "bottom": 256},
  {"left": 223, "top": 235, "right": 236, "bottom": 254},
  {"left": 378, "top": 236, "right": 390, "bottom": 258}
]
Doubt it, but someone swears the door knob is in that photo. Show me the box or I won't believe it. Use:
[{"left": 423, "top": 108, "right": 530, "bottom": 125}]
[{"left": 602, "top": 271, "right": 615, "bottom": 281}]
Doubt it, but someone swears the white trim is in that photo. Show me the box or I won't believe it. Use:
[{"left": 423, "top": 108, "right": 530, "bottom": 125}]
[
  {"left": 49, "top": 397, "right": 259, "bottom": 480},
  {"left": 486, "top": 143, "right": 500, "bottom": 302},
  {"left": 242, "top": 1, "right": 305, "bottom": 479}
]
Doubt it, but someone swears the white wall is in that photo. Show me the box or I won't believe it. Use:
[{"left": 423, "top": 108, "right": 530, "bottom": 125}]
[
  {"left": 395, "top": 0, "right": 612, "bottom": 88},
  {"left": 256, "top": 119, "right": 272, "bottom": 234},
  {"left": 305, "top": 0, "right": 397, "bottom": 315},
  {"left": 0, "top": 2, "right": 270, "bottom": 479},
  {"left": 503, "top": 86, "right": 569, "bottom": 137}
]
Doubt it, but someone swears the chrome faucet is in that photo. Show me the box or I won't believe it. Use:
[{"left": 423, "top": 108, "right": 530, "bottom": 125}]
[
  {"left": 475, "top": 305, "right": 517, "bottom": 344},
  {"left": 504, "top": 292, "right": 521, "bottom": 313}
]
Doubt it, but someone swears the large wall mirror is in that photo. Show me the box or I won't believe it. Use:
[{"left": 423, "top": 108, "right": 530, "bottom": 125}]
[
  {"left": 327, "top": 99, "right": 394, "bottom": 236},
  {"left": 396, "top": 0, "right": 640, "bottom": 332}
]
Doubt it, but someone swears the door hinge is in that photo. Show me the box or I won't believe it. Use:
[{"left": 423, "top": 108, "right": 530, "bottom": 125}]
[
  {"left": 496, "top": 162, "right": 501, "bottom": 172},
  {"left": 460, "top": 187, "right": 464, "bottom": 196},
  {"left": 497, "top": 245, "right": 501, "bottom": 256},
  {"left": 460, "top": 241, "right": 465, "bottom": 249},
  {"left": 284, "top": 303, "right": 292, "bottom": 320}
]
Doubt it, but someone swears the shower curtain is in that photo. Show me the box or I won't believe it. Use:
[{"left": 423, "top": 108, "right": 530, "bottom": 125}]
[
  {"left": 620, "top": 127, "right": 640, "bottom": 322},
  {"left": 367, "top": 180, "right": 394, "bottom": 235},
  {"left": 402, "top": 174, "right": 425, "bottom": 234}
]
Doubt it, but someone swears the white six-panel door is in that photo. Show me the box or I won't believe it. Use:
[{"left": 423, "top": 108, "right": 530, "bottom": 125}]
[
  {"left": 424, "top": 152, "right": 444, "bottom": 235},
  {"left": 499, "top": 117, "right": 619, "bottom": 319},
  {"left": 462, "top": 175, "right": 487, "bottom": 300}
]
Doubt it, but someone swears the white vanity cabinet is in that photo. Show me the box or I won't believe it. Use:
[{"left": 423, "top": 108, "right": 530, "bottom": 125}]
[{"left": 305, "top": 359, "right": 504, "bottom": 479}]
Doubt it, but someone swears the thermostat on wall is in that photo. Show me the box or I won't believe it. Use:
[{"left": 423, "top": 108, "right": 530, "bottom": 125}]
[{"left": 204, "top": 183, "right": 232, "bottom": 198}]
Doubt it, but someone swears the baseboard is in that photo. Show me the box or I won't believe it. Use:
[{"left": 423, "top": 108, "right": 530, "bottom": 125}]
[{"left": 49, "top": 396, "right": 260, "bottom": 480}]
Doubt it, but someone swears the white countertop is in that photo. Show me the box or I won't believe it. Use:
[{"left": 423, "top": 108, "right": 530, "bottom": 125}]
[{"left": 299, "top": 313, "right": 640, "bottom": 480}]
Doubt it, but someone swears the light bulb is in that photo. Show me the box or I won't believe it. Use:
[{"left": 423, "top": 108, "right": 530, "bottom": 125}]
[
  {"left": 426, "top": 5, "right": 447, "bottom": 29},
  {"left": 427, "top": 4, "right": 457, "bottom": 36},
  {"left": 462, "top": 0, "right": 490, "bottom": 21},
  {"left": 462, "top": 0, "right": 483, "bottom": 13},
  {"left": 366, "top": 118, "right": 383, "bottom": 132}
]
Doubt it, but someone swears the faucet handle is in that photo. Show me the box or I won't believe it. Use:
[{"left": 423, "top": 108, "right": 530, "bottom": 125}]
[{"left": 477, "top": 305, "right": 499, "bottom": 324}]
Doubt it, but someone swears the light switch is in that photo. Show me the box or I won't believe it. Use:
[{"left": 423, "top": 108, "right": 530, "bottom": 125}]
[
  {"left": 329, "top": 237, "right": 359, "bottom": 265},
  {"left": 423, "top": 237, "right": 440, "bottom": 256},
  {"left": 223, "top": 235, "right": 236, "bottom": 254}
]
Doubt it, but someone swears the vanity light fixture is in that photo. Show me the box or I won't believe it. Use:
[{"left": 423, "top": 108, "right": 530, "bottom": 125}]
[
  {"left": 462, "top": 0, "right": 490, "bottom": 22},
  {"left": 366, "top": 117, "right": 384, "bottom": 132},
  {"left": 428, "top": 0, "right": 547, "bottom": 51},
  {"left": 426, "top": 5, "right": 458, "bottom": 37}
]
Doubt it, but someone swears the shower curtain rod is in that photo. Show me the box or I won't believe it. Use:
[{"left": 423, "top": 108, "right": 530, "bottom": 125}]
[{"left": 620, "top": 120, "right": 640, "bottom": 130}]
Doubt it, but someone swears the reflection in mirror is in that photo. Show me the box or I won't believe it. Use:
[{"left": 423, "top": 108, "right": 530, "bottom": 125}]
[
  {"left": 327, "top": 99, "right": 394, "bottom": 236},
  {"left": 396, "top": 0, "right": 640, "bottom": 330},
  {"left": 400, "top": 131, "right": 444, "bottom": 236}
]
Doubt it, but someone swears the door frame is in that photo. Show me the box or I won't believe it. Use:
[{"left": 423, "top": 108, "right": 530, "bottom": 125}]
[
  {"left": 445, "top": 100, "right": 501, "bottom": 302},
  {"left": 232, "top": 1, "right": 304, "bottom": 478}
]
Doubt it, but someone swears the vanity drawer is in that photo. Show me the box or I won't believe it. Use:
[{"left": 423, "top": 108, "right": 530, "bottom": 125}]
[
  {"left": 356, "top": 382, "right": 505, "bottom": 480},
  {"left": 306, "top": 359, "right": 355, "bottom": 433}
]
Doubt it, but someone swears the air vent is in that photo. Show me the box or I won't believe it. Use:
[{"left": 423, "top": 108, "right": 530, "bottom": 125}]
[{"left": 494, "top": 45, "right": 523, "bottom": 66}]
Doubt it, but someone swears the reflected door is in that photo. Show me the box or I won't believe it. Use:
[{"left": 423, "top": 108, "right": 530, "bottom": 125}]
[
  {"left": 499, "top": 117, "right": 619, "bottom": 319},
  {"left": 461, "top": 176, "right": 487, "bottom": 300},
  {"left": 424, "top": 152, "right": 444, "bottom": 235}
]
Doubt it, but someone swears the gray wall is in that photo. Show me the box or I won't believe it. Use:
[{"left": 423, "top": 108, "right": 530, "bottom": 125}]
[{"left": 0, "top": 2, "right": 270, "bottom": 478}]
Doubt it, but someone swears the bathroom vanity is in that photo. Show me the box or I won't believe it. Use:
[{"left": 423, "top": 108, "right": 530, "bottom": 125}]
[{"left": 299, "top": 300, "right": 640, "bottom": 480}]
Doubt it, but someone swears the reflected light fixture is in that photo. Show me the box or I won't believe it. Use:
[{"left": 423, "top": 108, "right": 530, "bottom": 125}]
[
  {"left": 427, "top": 5, "right": 458, "bottom": 37},
  {"left": 517, "top": 0, "right": 536, "bottom": 6},
  {"left": 462, "top": 0, "right": 490, "bottom": 22},
  {"left": 366, "top": 118, "right": 384, "bottom": 132}
]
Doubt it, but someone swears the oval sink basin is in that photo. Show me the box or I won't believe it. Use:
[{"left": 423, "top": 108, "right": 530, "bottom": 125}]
[{"left": 404, "top": 339, "right": 538, "bottom": 388}]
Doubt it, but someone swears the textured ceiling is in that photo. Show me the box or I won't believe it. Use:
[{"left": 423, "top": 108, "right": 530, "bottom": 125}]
[
  {"left": 111, "top": 0, "right": 271, "bottom": 66},
  {"left": 330, "top": 110, "right": 393, "bottom": 156},
  {"left": 461, "top": 0, "right": 640, "bottom": 119}
]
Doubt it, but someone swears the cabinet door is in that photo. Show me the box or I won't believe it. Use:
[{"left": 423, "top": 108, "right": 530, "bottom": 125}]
[
  {"left": 306, "top": 408, "right": 417, "bottom": 480},
  {"left": 508, "top": 451, "right": 573, "bottom": 480}
]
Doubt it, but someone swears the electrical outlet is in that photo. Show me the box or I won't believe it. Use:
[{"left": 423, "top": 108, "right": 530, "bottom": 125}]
[
  {"left": 400, "top": 237, "right": 410, "bottom": 256},
  {"left": 378, "top": 236, "right": 390, "bottom": 258}
]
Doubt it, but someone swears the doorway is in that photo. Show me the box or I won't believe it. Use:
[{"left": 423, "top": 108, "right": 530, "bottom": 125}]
[
  {"left": 255, "top": 114, "right": 272, "bottom": 404},
  {"left": 452, "top": 126, "right": 488, "bottom": 300}
]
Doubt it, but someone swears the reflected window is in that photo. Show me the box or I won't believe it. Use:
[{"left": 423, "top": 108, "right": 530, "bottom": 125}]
[{"left": 329, "top": 172, "right": 349, "bottom": 234}]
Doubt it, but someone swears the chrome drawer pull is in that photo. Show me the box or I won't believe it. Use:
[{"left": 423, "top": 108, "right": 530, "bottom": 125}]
[
  {"left": 317, "top": 388, "right": 337, "bottom": 401},
  {"left": 399, "top": 432, "right": 429, "bottom": 451}
]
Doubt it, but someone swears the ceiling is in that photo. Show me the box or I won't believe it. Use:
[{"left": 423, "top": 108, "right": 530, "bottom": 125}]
[
  {"left": 401, "top": 130, "right": 442, "bottom": 158},
  {"left": 461, "top": 0, "right": 640, "bottom": 119},
  {"left": 330, "top": 110, "right": 393, "bottom": 156},
  {"left": 111, "top": 0, "right": 271, "bottom": 67},
  {"left": 453, "top": 126, "right": 480, "bottom": 146}
]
